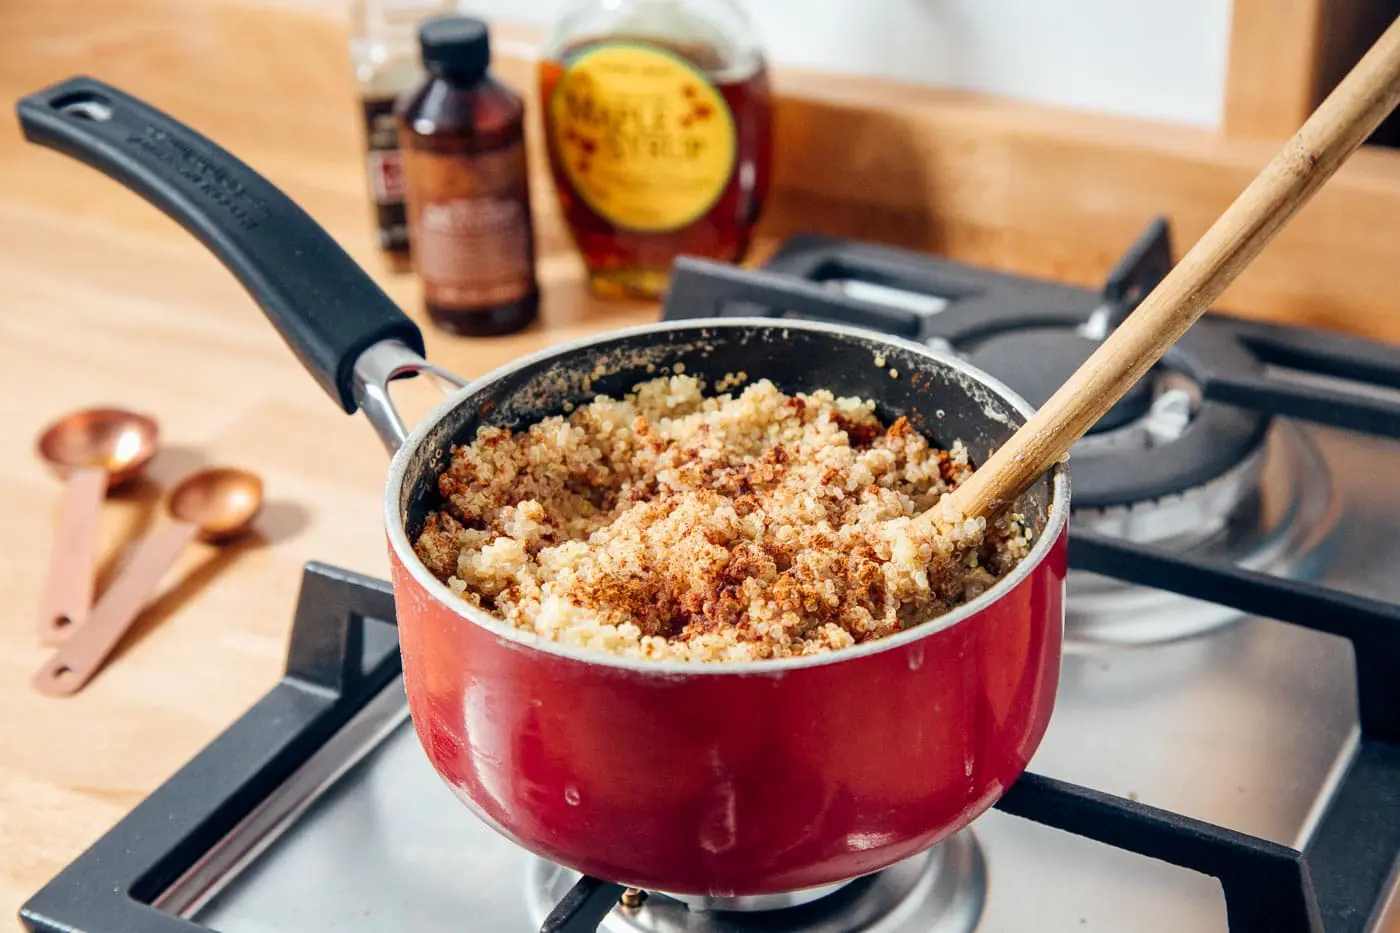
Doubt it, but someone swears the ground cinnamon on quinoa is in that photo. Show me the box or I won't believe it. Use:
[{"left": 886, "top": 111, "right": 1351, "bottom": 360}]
[{"left": 412, "top": 375, "right": 1032, "bottom": 662}]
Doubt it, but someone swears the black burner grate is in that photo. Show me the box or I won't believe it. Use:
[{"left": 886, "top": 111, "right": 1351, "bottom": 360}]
[
  {"left": 665, "top": 220, "right": 1400, "bottom": 446},
  {"left": 19, "top": 226, "right": 1400, "bottom": 933},
  {"left": 19, "top": 564, "right": 404, "bottom": 933}
]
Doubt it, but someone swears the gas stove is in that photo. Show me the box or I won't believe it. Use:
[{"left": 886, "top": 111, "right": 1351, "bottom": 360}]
[{"left": 20, "top": 225, "right": 1400, "bottom": 933}]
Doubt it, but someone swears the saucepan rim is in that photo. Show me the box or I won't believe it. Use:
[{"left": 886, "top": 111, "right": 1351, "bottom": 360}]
[{"left": 383, "top": 317, "right": 1070, "bottom": 675}]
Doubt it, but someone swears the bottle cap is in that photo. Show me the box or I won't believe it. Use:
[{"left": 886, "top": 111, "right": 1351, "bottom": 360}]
[{"left": 419, "top": 16, "right": 491, "bottom": 79}]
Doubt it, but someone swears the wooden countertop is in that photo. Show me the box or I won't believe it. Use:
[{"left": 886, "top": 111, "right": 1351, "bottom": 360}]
[
  {"left": 4, "top": 1, "right": 1396, "bottom": 928},
  {"left": 0, "top": 0, "right": 667, "bottom": 920}
]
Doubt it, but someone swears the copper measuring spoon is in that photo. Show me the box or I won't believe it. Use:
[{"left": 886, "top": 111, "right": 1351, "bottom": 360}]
[
  {"left": 35, "top": 407, "right": 159, "bottom": 645},
  {"left": 33, "top": 466, "right": 263, "bottom": 696}
]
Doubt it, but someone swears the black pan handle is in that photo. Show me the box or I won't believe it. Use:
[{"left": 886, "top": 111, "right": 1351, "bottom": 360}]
[{"left": 15, "top": 75, "right": 425, "bottom": 414}]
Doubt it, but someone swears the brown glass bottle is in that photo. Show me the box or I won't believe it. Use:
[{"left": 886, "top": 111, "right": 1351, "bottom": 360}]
[{"left": 396, "top": 17, "right": 539, "bottom": 336}]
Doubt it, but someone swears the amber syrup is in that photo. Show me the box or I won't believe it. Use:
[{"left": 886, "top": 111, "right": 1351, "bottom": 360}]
[{"left": 540, "top": 39, "right": 773, "bottom": 300}]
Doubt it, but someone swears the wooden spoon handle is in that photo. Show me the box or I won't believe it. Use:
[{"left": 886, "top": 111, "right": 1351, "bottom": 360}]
[
  {"left": 36, "top": 466, "right": 107, "bottom": 645},
  {"left": 33, "top": 518, "right": 200, "bottom": 696},
  {"left": 943, "top": 14, "right": 1400, "bottom": 521}
]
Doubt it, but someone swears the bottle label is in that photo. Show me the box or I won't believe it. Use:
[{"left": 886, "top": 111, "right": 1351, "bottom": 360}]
[
  {"left": 547, "top": 42, "right": 737, "bottom": 233},
  {"left": 361, "top": 96, "right": 409, "bottom": 254},
  {"left": 402, "top": 141, "right": 537, "bottom": 309},
  {"left": 367, "top": 149, "right": 405, "bottom": 202}
]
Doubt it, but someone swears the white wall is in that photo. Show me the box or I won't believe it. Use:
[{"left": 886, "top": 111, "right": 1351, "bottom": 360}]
[{"left": 468, "top": 0, "right": 1234, "bottom": 128}]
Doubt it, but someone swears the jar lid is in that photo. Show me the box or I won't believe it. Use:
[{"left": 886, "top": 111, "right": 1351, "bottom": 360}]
[{"left": 419, "top": 16, "right": 491, "bottom": 79}]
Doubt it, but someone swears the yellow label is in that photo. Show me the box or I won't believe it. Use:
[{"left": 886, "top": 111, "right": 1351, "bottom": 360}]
[{"left": 548, "top": 42, "right": 737, "bottom": 232}]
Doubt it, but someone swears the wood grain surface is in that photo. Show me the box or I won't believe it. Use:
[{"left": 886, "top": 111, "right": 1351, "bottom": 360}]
[
  {"left": 2, "top": 0, "right": 1399, "bottom": 927},
  {"left": 1224, "top": 0, "right": 1329, "bottom": 138}
]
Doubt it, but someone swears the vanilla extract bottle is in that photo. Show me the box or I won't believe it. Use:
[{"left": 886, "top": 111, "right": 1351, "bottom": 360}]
[{"left": 396, "top": 17, "right": 541, "bottom": 336}]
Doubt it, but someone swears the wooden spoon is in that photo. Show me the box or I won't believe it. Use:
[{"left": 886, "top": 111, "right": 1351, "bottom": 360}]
[
  {"left": 939, "top": 15, "right": 1400, "bottom": 523},
  {"left": 34, "top": 407, "right": 159, "bottom": 645},
  {"left": 33, "top": 467, "right": 263, "bottom": 696}
]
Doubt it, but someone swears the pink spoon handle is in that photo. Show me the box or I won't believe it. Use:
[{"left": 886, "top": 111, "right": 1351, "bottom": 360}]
[
  {"left": 36, "top": 465, "right": 107, "bottom": 645},
  {"left": 33, "top": 518, "right": 200, "bottom": 696}
]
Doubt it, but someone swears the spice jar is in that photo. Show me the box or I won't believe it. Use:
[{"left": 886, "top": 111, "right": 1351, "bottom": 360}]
[
  {"left": 396, "top": 16, "right": 540, "bottom": 336},
  {"left": 539, "top": 0, "right": 773, "bottom": 300}
]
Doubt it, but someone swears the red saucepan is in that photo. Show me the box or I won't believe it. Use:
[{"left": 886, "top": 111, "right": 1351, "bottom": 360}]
[{"left": 18, "top": 77, "right": 1069, "bottom": 899}]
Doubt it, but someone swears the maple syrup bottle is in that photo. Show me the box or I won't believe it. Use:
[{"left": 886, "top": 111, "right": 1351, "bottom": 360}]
[
  {"left": 539, "top": 0, "right": 773, "bottom": 300},
  {"left": 397, "top": 16, "right": 540, "bottom": 336}
]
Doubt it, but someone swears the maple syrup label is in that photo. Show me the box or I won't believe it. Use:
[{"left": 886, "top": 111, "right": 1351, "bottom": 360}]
[
  {"left": 401, "top": 141, "right": 537, "bottom": 309},
  {"left": 548, "top": 42, "right": 737, "bottom": 233}
]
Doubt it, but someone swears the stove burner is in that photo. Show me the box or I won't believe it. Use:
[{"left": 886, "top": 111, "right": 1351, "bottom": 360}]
[
  {"left": 1067, "top": 420, "right": 1340, "bottom": 649},
  {"left": 660, "top": 879, "right": 854, "bottom": 912},
  {"left": 527, "top": 834, "right": 986, "bottom": 933},
  {"left": 964, "top": 328, "right": 1154, "bottom": 433},
  {"left": 745, "top": 229, "right": 1277, "bottom": 513}
]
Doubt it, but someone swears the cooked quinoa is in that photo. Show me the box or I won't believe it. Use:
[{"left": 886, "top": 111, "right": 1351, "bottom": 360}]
[{"left": 412, "top": 375, "right": 1032, "bottom": 662}]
